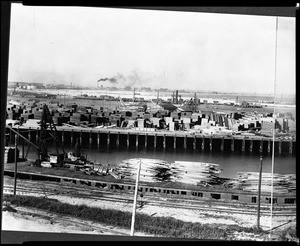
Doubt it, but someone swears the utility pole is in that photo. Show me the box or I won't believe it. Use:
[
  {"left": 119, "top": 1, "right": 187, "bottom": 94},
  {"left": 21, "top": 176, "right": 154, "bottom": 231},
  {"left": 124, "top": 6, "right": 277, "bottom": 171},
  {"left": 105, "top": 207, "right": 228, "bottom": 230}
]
[
  {"left": 13, "top": 134, "right": 18, "bottom": 196},
  {"left": 130, "top": 159, "right": 141, "bottom": 236},
  {"left": 257, "top": 156, "right": 263, "bottom": 229}
]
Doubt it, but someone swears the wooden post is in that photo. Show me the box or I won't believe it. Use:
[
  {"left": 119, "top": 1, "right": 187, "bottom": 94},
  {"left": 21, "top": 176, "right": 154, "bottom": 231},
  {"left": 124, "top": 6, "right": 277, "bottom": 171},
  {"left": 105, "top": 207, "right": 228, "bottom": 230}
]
[
  {"left": 135, "top": 134, "right": 139, "bottom": 149},
  {"left": 28, "top": 127, "right": 31, "bottom": 142},
  {"left": 173, "top": 135, "right": 176, "bottom": 149},
  {"left": 71, "top": 130, "right": 74, "bottom": 146},
  {"left": 107, "top": 132, "right": 110, "bottom": 147},
  {"left": 201, "top": 136, "right": 205, "bottom": 150},
  {"left": 220, "top": 137, "right": 224, "bottom": 151},
  {"left": 259, "top": 139, "right": 263, "bottom": 153},
  {"left": 193, "top": 135, "right": 196, "bottom": 150},
  {"left": 289, "top": 141, "right": 293, "bottom": 154},
  {"left": 127, "top": 133, "right": 130, "bottom": 149},
  {"left": 9, "top": 127, "right": 12, "bottom": 145},
  {"left": 89, "top": 130, "right": 92, "bottom": 147},
  {"left": 14, "top": 134, "right": 18, "bottom": 196},
  {"left": 145, "top": 134, "right": 148, "bottom": 149},
  {"left": 80, "top": 130, "right": 82, "bottom": 145},
  {"left": 35, "top": 129, "right": 39, "bottom": 143},
  {"left": 278, "top": 140, "right": 282, "bottom": 154},
  {"left": 250, "top": 138, "right": 253, "bottom": 152},
  {"left": 97, "top": 132, "right": 100, "bottom": 148},
  {"left": 242, "top": 137, "right": 245, "bottom": 152},
  {"left": 267, "top": 139, "right": 271, "bottom": 153},
  {"left": 257, "top": 156, "right": 263, "bottom": 229},
  {"left": 62, "top": 130, "right": 65, "bottom": 145},
  {"left": 210, "top": 136, "right": 213, "bottom": 151},
  {"left": 154, "top": 134, "right": 157, "bottom": 149},
  {"left": 130, "top": 159, "right": 141, "bottom": 236},
  {"left": 116, "top": 132, "right": 120, "bottom": 148},
  {"left": 163, "top": 134, "right": 166, "bottom": 149},
  {"left": 184, "top": 135, "right": 187, "bottom": 149},
  {"left": 231, "top": 137, "right": 234, "bottom": 152}
]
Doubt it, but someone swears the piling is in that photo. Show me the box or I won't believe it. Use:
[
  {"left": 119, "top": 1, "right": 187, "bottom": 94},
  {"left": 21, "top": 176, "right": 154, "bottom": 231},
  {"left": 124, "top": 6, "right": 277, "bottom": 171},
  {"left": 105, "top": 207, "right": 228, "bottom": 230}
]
[
  {"left": 62, "top": 130, "right": 65, "bottom": 145},
  {"left": 242, "top": 137, "right": 245, "bottom": 152},
  {"left": 278, "top": 140, "right": 282, "bottom": 154},
  {"left": 289, "top": 141, "right": 293, "bottom": 154},
  {"left": 35, "top": 130, "right": 39, "bottom": 143},
  {"left": 231, "top": 138, "right": 234, "bottom": 152},
  {"left": 210, "top": 137, "right": 213, "bottom": 151},
  {"left": 107, "top": 132, "right": 110, "bottom": 147},
  {"left": 28, "top": 127, "right": 31, "bottom": 142},
  {"left": 220, "top": 137, "right": 224, "bottom": 151},
  {"left": 267, "top": 139, "right": 271, "bottom": 153},
  {"left": 136, "top": 133, "right": 139, "bottom": 149},
  {"left": 9, "top": 128, "right": 12, "bottom": 145},
  {"left": 173, "top": 135, "right": 176, "bottom": 149},
  {"left": 154, "top": 134, "right": 157, "bottom": 149},
  {"left": 184, "top": 135, "right": 187, "bottom": 149},
  {"left": 259, "top": 140, "right": 263, "bottom": 153},
  {"left": 127, "top": 133, "right": 130, "bottom": 149},
  {"left": 97, "top": 132, "right": 100, "bottom": 148},
  {"left": 145, "top": 134, "right": 148, "bottom": 149},
  {"left": 163, "top": 134, "right": 166, "bottom": 149},
  {"left": 193, "top": 135, "right": 196, "bottom": 150},
  {"left": 80, "top": 130, "right": 82, "bottom": 145},
  {"left": 116, "top": 132, "right": 120, "bottom": 148},
  {"left": 201, "top": 136, "right": 205, "bottom": 150},
  {"left": 89, "top": 131, "right": 92, "bottom": 147},
  {"left": 250, "top": 138, "right": 253, "bottom": 152},
  {"left": 71, "top": 130, "right": 74, "bottom": 146}
]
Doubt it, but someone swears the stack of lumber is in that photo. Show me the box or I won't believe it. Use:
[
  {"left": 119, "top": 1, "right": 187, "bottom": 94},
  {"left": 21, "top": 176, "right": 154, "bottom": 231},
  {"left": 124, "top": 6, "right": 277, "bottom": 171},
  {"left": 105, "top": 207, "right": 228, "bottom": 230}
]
[
  {"left": 173, "top": 161, "right": 222, "bottom": 186},
  {"left": 116, "top": 158, "right": 222, "bottom": 186},
  {"left": 223, "top": 172, "right": 296, "bottom": 193},
  {"left": 117, "top": 158, "right": 176, "bottom": 183}
]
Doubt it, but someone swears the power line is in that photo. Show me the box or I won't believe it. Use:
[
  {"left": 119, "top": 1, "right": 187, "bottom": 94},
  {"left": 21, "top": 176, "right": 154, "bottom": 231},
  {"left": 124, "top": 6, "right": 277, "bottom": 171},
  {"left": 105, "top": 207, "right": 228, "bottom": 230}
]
[{"left": 269, "top": 15, "right": 278, "bottom": 239}]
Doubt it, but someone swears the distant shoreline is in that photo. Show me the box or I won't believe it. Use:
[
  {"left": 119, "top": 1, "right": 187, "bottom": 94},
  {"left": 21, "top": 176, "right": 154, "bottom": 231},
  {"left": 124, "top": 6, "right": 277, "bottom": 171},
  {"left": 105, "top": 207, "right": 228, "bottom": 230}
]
[{"left": 8, "top": 88, "right": 296, "bottom": 105}]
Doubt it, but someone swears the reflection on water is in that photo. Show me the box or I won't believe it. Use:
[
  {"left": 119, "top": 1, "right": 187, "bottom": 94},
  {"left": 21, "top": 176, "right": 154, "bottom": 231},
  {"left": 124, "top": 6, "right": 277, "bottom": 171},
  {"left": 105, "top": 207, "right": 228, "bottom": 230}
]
[{"left": 23, "top": 144, "right": 296, "bottom": 179}]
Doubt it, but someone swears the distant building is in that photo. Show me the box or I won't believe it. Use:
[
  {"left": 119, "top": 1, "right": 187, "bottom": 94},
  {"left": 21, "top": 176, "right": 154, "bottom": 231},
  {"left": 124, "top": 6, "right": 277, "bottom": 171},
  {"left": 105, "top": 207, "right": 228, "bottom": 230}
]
[
  {"left": 141, "top": 87, "right": 152, "bottom": 92},
  {"left": 8, "top": 81, "right": 45, "bottom": 89}
]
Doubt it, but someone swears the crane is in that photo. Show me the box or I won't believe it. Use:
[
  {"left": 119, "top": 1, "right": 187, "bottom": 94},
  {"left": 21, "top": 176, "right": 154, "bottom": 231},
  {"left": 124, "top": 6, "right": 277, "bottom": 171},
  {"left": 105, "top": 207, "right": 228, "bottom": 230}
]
[
  {"left": 36, "top": 104, "right": 65, "bottom": 166},
  {"left": 6, "top": 104, "right": 66, "bottom": 167}
]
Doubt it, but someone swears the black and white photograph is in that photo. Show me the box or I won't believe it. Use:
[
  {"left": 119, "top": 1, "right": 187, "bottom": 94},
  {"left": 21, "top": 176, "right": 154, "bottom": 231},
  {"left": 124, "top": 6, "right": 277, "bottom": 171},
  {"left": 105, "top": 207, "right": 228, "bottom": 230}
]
[{"left": 1, "top": 4, "right": 297, "bottom": 242}]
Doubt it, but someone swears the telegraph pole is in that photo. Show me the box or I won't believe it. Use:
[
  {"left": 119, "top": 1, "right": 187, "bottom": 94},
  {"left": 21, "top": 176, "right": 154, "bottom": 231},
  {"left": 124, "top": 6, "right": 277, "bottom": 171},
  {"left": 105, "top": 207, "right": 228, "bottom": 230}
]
[
  {"left": 130, "top": 159, "right": 141, "bottom": 236},
  {"left": 257, "top": 156, "right": 263, "bottom": 229}
]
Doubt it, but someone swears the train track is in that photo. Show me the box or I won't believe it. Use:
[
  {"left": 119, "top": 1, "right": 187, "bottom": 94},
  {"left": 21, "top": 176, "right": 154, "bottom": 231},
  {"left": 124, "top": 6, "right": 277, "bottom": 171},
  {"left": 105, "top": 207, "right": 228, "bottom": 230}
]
[{"left": 3, "top": 176, "right": 296, "bottom": 217}]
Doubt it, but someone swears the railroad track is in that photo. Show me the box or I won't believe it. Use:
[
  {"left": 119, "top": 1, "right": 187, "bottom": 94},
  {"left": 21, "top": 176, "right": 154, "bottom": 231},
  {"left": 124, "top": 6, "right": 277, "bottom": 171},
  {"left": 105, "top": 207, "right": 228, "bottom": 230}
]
[{"left": 3, "top": 177, "right": 296, "bottom": 218}]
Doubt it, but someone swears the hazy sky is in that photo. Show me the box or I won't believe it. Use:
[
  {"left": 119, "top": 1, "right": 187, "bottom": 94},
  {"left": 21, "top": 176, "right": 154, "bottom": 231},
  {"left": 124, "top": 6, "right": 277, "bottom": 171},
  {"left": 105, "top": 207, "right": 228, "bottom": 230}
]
[{"left": 8, "top": 4, "right": 295, "bottom": 94}]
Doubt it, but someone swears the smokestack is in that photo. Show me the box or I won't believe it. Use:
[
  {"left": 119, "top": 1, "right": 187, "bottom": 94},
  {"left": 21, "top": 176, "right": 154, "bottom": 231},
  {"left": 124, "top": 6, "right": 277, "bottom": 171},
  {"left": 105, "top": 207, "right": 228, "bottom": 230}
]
[{"left": 175, "top": 90, "right": 178, "bottom": 104}]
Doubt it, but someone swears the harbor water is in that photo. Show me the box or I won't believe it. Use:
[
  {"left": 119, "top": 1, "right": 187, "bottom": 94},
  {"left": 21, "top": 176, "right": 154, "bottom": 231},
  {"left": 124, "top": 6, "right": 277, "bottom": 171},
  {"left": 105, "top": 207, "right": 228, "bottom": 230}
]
[{"left": 22, "top": 144, "right": 296, "bottom": 179}]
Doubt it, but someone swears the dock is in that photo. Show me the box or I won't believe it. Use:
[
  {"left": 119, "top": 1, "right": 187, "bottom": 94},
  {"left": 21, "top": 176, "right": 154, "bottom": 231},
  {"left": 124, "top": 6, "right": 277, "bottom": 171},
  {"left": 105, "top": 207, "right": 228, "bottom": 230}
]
[{"left": 7, "top": 125, "right": 296, "bottom": 154}]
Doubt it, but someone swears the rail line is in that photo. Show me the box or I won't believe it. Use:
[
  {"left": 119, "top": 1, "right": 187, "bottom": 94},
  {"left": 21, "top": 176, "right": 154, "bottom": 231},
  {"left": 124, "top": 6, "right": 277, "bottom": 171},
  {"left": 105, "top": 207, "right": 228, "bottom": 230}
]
[{"left": 4, "top": 177, "right": 296, "bottom": 217}]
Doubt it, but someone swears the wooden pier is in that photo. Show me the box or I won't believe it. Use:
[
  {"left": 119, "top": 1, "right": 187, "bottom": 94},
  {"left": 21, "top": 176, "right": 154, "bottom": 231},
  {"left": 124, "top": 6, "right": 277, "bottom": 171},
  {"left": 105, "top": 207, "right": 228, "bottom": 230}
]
[{"left": 7, "top": 126, "right": 296, "bottom": 155}]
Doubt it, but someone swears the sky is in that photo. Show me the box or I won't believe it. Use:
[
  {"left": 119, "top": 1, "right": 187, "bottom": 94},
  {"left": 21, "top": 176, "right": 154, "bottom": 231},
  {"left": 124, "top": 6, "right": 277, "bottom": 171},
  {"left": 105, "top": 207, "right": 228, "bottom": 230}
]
[{"left": 8, "top": 4, "right": 295, "bottom": 95}]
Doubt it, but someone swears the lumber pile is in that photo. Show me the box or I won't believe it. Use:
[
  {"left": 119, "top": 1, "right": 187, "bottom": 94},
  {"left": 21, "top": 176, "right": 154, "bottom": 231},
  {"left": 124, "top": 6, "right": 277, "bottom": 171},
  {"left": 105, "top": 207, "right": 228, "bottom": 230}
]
[
  {"left": 223, "top": 172, "right": 296, "bottom": 193},
  {"left": 116, "top": 158, "right": 222, "bottom": 186},
  {"left": 173, "top": 161, "right": 222, "bottom": 186}
]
